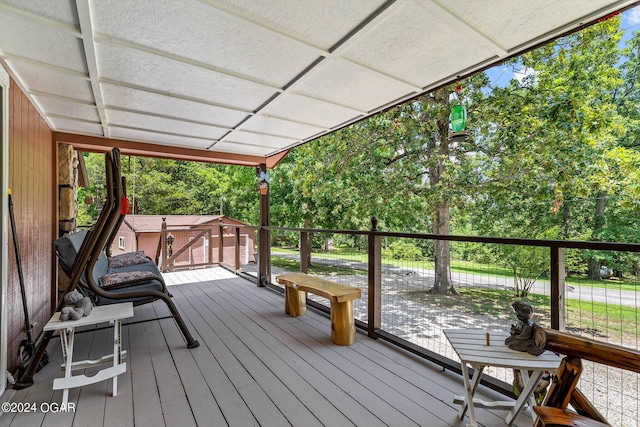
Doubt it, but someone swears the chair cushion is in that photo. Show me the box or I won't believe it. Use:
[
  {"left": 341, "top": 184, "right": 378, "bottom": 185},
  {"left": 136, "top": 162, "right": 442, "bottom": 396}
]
[
  {"left": 99, "top": 270, "right": 163, "bottom": 289},
  {"left": 54, "top": 230, "right": 89, "bottom": 270},
  {"left": 55, "top": 229, "right": 110, "bottom": 280},
  {"left": 108, "top": 251, "right": 149, "bottom": 269}
]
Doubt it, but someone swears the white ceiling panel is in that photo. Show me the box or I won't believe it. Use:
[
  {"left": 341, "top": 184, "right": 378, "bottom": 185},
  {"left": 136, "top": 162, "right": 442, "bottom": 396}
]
[
  {"left": 0, "top": 0, "right": 78, "bottom": 28},
  {"left": 100, "top": 83, "right": 249, "bottom": 128},
  {"left": 6, "top": 59, "right": 94, "bottom": 102},
  {"left": 262, "top": 93, "right": 363, "bottom": 129},
  {"left": 440, "top": 0, "right": 621, "bottom": 50},
  {"left": 96, "top": 42, "right": 277, "bottom": 112},
  {"left": 0, "top": 12, "right": 86, "bottom": 73},
  {"left": 340, "top": 1, "right": 498, "bottom": 88},
  {"left": 33, "top": 95, "right": 99, "bottom": 122},
  {"left": 48, "top": 117, "right": 103, "bottom": 135},
  {"left": 204, "top": 0, "right": 388, "bottom": 50},
  {"left": 211, "top": 141, "right": 280, "bottom": 156},
  {"left": 222, "top": 130, "right": 296, "bottom": 149},
  {"left": 240, "top": 115, "right": 326, "bottom": 140},
  {"left": 109, "top": 127, "right": 214, "bottom": 150},
  {"left": 0, "top": 0, "right": 636, "bottom": 166},
  {"left": 106, "top": 109, "right": 229, "bottom": 140},
  {"left": 293, "top": 58, "right": 418, "bottom": 112},
  {"left": 92, "top": 0, "right": 321, "bottom": 88}
]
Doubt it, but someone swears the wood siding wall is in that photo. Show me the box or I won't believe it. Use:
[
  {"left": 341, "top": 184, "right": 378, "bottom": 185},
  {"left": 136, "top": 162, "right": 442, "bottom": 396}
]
[{"left": 7, "top": 77, "right": 55, "bottom": 373}]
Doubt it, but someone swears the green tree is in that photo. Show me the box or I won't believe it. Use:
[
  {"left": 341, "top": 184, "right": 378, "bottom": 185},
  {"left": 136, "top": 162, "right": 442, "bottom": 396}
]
[{"left": 467, "top": 17, "right": 630, "bottom": 283}]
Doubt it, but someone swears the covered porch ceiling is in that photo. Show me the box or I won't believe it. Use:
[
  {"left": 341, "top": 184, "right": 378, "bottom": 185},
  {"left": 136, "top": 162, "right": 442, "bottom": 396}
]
[{"left": 1, "top": 0, "right": 638, "bottom": 167}]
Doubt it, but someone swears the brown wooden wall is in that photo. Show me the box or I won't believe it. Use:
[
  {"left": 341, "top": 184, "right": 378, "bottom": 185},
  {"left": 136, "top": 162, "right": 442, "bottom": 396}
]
[{"left": 7, "top": 76, "right": 55, "bottom": 373}]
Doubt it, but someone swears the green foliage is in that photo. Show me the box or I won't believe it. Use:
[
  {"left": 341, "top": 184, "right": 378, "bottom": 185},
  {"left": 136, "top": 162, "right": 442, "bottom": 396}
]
[
  {"left": 383, "top": 240, "right": 424, "bottom": 261},
  {"left": 78, "top": 154, "right": 260, "bottom": 225},
  {"left": 76, "top": 16, "right": 640, "bottom": 284}
]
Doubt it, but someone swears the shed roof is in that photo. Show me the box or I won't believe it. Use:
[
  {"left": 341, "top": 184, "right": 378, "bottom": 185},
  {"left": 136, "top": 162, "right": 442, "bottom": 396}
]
[{"left": 123, "top": 214, "right": 248, "bottom": 232}]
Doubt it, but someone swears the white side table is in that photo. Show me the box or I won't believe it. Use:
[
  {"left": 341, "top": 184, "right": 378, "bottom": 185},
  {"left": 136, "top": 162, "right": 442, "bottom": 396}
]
[
  {"left": 444, "top": 329, "right": 561, "bottom": 427},
  {"left": 44, "top": 302, "right": 133, "bottom": 406}
]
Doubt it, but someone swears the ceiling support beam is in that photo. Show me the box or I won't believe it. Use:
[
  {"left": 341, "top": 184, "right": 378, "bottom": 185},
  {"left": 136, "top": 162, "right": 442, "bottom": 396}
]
[
  {"left": 75, "top": 0, "right": 109, "bottom": 138},
  {"left": 53, "top": 132, "right": 272, "bottom": 167}
]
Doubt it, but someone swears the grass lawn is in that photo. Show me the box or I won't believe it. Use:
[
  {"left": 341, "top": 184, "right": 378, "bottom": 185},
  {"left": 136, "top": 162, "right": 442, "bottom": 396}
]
[
  {"left": 271, "top": 247, "right": 640, "bottom": 291},
  {"left": 272, "top": 251, "right": 638, "bottom": 342},
  {"left": 271, "top": 256, "right": 366, "bottom": 276},
  {"left": 406, "top": 287, "right": 638, "bottom": 340}
]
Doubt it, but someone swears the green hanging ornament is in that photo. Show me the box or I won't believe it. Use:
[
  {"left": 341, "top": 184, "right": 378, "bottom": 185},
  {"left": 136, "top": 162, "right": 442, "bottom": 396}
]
[{"left": 450, "top": 104, "right": 467, "bottom": 132}]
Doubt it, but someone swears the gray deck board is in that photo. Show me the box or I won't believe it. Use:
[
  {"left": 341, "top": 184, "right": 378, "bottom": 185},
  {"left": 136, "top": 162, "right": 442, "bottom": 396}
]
[
  {"left": 178, "top": 284, "right": 317, "bottom": 427},
  {"left": 127, "top": 306, "right": 165, "bottom": 427},
  {"left": 213, "top": 277, "right": 432, "bottom": 424},
  {"left": 142, "top": 303, "right": 197, "bottom": 427},
  {"left": 196, "top": 279, "right": 396, "bottom": 427},
  {"left": 70, "top": 327, "right": 109, "bottom": 427},
  {"left": 175, "top": 295, "right": 290, "bottom": 427},
  {"left": 177, "top": 283, "right": 357, "bottom": 427},
  {"left": 103, "top": 322, "right": 134, "bottom": 427},
  {"left": 1, "top": 267, "right": 534, "bottom": 427}
]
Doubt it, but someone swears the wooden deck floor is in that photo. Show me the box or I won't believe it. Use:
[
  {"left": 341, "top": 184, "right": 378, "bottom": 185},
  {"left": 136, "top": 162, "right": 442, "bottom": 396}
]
[{"left": 1, "top": 268, "right": 533, "bottom": 427}]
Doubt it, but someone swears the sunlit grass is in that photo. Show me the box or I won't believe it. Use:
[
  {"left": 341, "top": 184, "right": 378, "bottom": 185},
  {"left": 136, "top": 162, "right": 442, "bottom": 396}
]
[
  {"left": 271, "top": 256, "right": 366, "bottom": 276},
  {"left": 406, "top": 287, "right": 639, "bottom": 338},
  {"left": 273, "top": 249, "right": 638, "bottom": 342},
  {"left": 271, "top": 247, "right": 639, "bottom": 291}
]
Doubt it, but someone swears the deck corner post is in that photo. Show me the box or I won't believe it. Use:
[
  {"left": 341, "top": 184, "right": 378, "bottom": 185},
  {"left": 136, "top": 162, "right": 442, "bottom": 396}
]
[{"left": 368, "top": 217, "right": 381, "bottom": 338}]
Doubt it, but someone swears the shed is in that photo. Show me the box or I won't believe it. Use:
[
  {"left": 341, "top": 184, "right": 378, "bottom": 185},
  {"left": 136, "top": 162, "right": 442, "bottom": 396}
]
[{"left": 110, "top": 214, "right": 255, "bottom": 269}]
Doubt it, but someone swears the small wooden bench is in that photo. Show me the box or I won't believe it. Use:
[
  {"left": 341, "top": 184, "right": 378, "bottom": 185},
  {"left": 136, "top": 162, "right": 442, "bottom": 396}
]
[
  {"left": 276, "top": 272, "right": 362, "bottom": 346},
  {"left": 532, "top": 328, "right": 640, "bottom": 427}
]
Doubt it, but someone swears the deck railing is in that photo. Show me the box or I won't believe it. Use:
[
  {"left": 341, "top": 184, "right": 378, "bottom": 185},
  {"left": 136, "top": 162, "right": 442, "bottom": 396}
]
[
  {"left": 243, "top": 220, "right": 640, "bottom": 427},
  {"left": 159, "top": 222, "right": 256, "bottom": 273}
]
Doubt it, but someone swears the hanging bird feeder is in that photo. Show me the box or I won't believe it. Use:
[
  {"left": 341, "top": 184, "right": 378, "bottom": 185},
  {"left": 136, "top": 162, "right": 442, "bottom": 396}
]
[
  {"left": 450, "top": 85, "right": 469, "bottom": 141},
  {"left": 450, "top": 104, "right": 467, "bottom": 132}
]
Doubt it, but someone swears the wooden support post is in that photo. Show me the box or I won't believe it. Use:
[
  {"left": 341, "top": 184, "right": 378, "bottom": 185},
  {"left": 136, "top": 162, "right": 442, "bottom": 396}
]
[
  {"left": 550, "top": 246, "right": 565, "bottom": 331},
  {"left": 160, "top": 217, "right": 167, "bottom": 273},
  {"left": 234, "top": 227, "right": 241, "bottom": 271},
  {"left": 257, "top": 164, "right": 270, "bottom": 286},
  {"left": 368, "top": 217, "right": 381, "bottom": 338},
  {"left": 533, "top": 356, "right": 582, "bottom": 427},
  {"left": 208, "top": 229, "right": 213, "bottom": 267},
  {"left": 218, "top": 224, "right": 224, "bottom": 264}
]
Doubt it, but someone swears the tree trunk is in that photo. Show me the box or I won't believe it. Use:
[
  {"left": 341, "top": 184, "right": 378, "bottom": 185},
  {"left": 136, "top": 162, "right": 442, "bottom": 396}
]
[
  {"left": 587, "top": 191, "right": 606, "bottom": 280},
  {"left": 304, "top": 217, "right": 312, "bottom": 268},
  {"left": 427, "top": 89, "right": 457, "bottom": 295},
  {"left": 431, "top": 201, "right": 457, "bottom": 294},
  {"left": 562, "top": 202, "right": 570, "bottom": 239}
]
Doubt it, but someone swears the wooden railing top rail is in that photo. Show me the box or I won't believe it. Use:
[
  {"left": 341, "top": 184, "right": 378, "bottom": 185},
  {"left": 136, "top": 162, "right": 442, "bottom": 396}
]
[
  {"left": 264, "top": 225, "right": 640, "bottom": 252},
  {"left": 534, "top": 328, "right": 640, "bottom": 426},
  {"left": 542, "top": 328, "right": 640, "bottom": 374}
]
